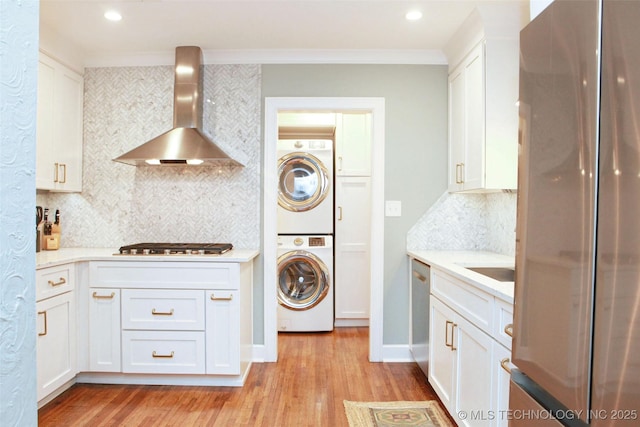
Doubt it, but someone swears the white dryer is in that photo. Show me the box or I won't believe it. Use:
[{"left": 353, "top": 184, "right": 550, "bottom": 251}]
[
  {"left": 277, "top": 235, "right": 333, "bottom": 332},
  {"left": 277, "top": 139, "right": 333, "bottom": 235}
]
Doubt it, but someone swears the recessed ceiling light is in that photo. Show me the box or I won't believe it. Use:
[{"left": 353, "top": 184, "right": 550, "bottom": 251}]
[
  {"left": 104, "top": 10, "right": 122, "bottom": 22},
  {"left": 406, "top": 10, "right": 423, "bottom": 21}
]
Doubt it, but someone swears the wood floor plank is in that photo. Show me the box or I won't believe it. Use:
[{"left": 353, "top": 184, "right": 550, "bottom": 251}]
[{"left": 39, "top": 328, "right": 449, "bottom": 426}]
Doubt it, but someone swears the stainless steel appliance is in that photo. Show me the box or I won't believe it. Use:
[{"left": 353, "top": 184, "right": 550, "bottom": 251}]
[
  {"left": 277, "top": 235, "right": 334, "bottom": 332},
  {"left": 410, "top": 258, "right": 430, "bottom": 378},
  {"left": 113, "top": 46, "right": 242, "bottom": 167},
  {"left": 117, "top": 243, "right": 233, "bottom": 255},
  {"left": 512, "top": 1, "right": 640, "bottom": 425}
]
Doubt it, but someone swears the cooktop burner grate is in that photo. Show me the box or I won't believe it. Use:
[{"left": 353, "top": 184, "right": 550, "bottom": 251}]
[{"left": 117, "top": 242, "right": 233, "bottom": 255}]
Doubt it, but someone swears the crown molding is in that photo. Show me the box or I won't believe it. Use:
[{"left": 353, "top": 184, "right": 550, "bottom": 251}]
[{"left": 84, "top": 49, "right": 447, "bottom": 68}]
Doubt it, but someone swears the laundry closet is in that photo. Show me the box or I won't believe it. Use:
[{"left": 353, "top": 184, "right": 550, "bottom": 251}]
[{"left": 276, "top": 112, "right": 372, "bottom": 331}]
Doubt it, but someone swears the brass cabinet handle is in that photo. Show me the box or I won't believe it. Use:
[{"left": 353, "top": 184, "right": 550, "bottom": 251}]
[
  {"left": 59, "top": 163, "right": 67, "bottom": 183},
  {"left": 455, "top": 163, "right": 466, "bottom": 184},
  {"left": 504, "top": 323, "right": 514, "bottom": 337},
  {"left": 412, "top": 270, "right": 427, "bottom": 283},
  {"left": 210, "top": 294, "right": 233, "bottom": 301},
  {"left": 445, "top": 320, "right": 453, "bottom": 348},
  {"left": 54, "top": 163, "right": 59, "bottom": 182},
  {"left": 92, "top": 291, "right": 115, "bottom": 300},
  {"left": 451, "top": 323, "right": 458, "bottom": 351},
  {"left": 338, "top": 156, "right": 343, "bottom": 171},
  {"left": 152, "top": 351, "right": 174, "bottom": 358},
  {"left": 38, "top": 311, "right": 48, "bottom": 336},
  {"left": 48, "top": 277, "right": 67, "bottom": 287},
  {"left": 500, "top": 357, "right": 512, "bottom": 374},
  {"left": 338, "top": 206, "right": 343, "bottom": 221},
  {"left": 151, "top": 308, "right": 174, "bottom": 316}
]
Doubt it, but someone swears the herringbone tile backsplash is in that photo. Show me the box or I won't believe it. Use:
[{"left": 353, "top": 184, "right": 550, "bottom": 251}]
[{"left": 41, "top": 64, "right": 261, "bottom": 249}]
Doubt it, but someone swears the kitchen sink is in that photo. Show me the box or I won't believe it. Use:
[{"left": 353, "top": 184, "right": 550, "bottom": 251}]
[{"left": 466, "top": 267, "right": 515, "bottom": 282}]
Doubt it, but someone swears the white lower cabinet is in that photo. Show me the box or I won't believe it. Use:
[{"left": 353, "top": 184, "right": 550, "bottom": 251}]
[
  {"left": 89, "top": 288, "right": 121, "bottom": 372},
  {"left": 206, "top": 290, "right": 240, "bottom": 375},
  {"left": 429, "top": 296, "right": 493, "bottom": 427},
  {"left": 428, "top": 266, "right": 514, "bottom": 427},
  {"left": 36, "top": 291, "right": 76, "bottom": 402},
  {"left": 492, "top": 342, "right": 512, "bottom": 427},
  {"left": 84, "top": 261, "right": 252, "bottom": 384}
]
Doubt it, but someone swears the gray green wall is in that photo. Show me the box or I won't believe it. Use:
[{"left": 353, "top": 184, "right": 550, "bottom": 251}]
[{"left": 261, "top": 64, "right": 448, "bottom": 345}]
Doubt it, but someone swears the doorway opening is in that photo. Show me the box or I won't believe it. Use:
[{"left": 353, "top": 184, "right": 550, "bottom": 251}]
[{"left": 263, "top": 97, "right": 385, "bottom": 362}]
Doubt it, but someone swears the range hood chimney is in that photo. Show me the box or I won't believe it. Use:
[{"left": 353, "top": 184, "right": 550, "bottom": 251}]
[{"left": 113, "top": 46, "right": 243, "bottom": 167}]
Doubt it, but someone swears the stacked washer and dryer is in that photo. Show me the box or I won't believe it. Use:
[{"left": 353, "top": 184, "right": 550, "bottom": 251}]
[{"left": 276, "top": 139, "right": 334, "bottom": 332}]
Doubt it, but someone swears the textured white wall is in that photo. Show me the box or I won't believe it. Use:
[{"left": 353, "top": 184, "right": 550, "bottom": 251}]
[
  {"left": 0, "top": 1, "right": 39, "bottom": 425},
  {"left": 41, "top": 64, "right": 261, "bottom": 249}
]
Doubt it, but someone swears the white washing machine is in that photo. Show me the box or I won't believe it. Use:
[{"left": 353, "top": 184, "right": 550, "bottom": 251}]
[
  {"left": 277, "top": 234, "right": 333, "bottom": 332},
  {"left": 277, "top": 139, "right": 334, "bottom": 235}
]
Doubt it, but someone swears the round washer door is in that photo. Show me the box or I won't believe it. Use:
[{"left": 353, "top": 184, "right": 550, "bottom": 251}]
[
  {"left": 277, "top": 250, "right": 330, "bottom": 311},
  {"left": 277, "top": 152, "right": 330, "bottom": 212}
]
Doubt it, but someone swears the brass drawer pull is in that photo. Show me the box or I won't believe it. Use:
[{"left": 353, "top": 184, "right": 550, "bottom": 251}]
[
  {"left": 445, "top": 320, "right": 453, "bottom": 348},
  {"left": 92, "top": 292, "right": 115, "bottom": 300},
  {"left": 59, "top": 163, "right": 66, "bottom": 183},
  {"left": 500, "top": 357, "right": 512, "bottom": 374},
  {"left": 504, "top": 323, "right": 514, "bottom": 337},
  {"left": 151, "top": 308, "right": 174, "bottom": 316},
  {"left": 48, "top": 277, "right": 67, "bottom": 287},
  {"left": 38, "top": 311, "right": 48, "bottom": 336},
  {"left": 54, "top": 162, "right": 59, "bottom": 182},
  {"left": 451, "top": 323, "right": 458, "bottom": 351},
  {"left": 211, "top": 294, "right": 233, "bottom": 301},
  {"left": 338, "top": 206, "right": 343, "bottom": 221},
  {"left": 412, "top": 270, "right": 427, "bottom": 283},
  {"left": 152, "top": 351, "right": 175, "bottom": 358}
]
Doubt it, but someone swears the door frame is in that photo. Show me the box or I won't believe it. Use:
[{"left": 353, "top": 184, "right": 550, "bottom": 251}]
[{"left": 263, "top": 97, "right": 385, "bottom": 362}]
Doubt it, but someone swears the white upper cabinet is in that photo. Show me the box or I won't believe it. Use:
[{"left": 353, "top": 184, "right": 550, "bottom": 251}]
[
  {"left": 446, "top": 7, "right": 521, "bottom": 192},
  {"left": 36, "top": 52, "right": 84, "bottom": 192},
  {"left": 335, "top": 112, "right": 372, "bottom": 176}
]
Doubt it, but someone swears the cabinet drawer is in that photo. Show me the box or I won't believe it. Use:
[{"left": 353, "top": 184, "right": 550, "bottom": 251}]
[
  {"left": 90, "top": 261, "right": 238, "bottom": 290},
  {"left": 494, "top": 298, "right": 514, "bottom": 350},
  {"left": 122, "top": 330, "right": 205, "bottom": 374},
  {"left": 431, "top": 268, "right": 494, "bottom": 334},
  {"left": 122, "top": 289, "right": 205, "bottom": 331},
  {"left": 36, "top": 264, "right": 74, "bottom": 301}
]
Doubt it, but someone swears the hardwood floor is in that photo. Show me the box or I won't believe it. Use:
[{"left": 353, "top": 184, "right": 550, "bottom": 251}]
[{"left": 39, "top": 327, "right": 449, "bottom": 426}]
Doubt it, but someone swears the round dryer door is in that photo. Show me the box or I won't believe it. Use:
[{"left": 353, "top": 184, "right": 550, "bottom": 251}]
[
  {"left": 277, "top": 250, "right": 330, "bottom": 311},
  {"left": 277, "top": 152, "right": 330, "bottom": 212}
]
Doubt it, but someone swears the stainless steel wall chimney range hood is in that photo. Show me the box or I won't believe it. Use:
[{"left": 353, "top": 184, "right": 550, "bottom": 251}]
[{"left": 113, "top": 46, "right": 243, "bottom": 167}]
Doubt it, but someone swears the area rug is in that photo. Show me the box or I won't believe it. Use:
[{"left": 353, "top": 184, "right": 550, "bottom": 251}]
[{"left": 343, "top": 400, "right": 455, "bottom": 427}]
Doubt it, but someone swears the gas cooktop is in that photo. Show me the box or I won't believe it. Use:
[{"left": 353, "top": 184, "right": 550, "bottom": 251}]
[{"left": 117, "top": 242, "right": 233, "bottom": 255}]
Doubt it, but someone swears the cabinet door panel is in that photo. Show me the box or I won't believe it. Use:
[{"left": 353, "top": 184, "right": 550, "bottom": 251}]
[
  {"left": 335, "top": 112, "right": 371, "bottom": 176},
  {"left": 455, "top": 314, "right": 493, "bottom": 427},
  {"left": 206, "top": 290, "right": 240, "bottom": 375},
  {"left": 36, "top": 56, "right": 56, "bottom": 190},
  {"left": 37, "top": 292, "right": 76, "bottom": 401},
  {"left": 448, "top": 66, "right": 465, "bottom": 192},
  {"left": 492, "top": 342, "right": 512, "bottom": 427},
  {"left": 428, "top": 297, "right": 456, "bottom": 412},
  {"left": 335, "top": 177, "right": 371, "bottom": 320},
  {"left": 463, "top": 43, "right": 485, "bottom": 190},
  {"left": 89, "top": 289, "right": 121, "bottom": 372}
]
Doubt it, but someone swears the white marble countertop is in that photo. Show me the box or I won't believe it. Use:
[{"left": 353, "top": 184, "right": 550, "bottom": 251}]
[
  {"left": 408, "top": 250, "right": 515, "bottom": 303},
  {"left": 36, "top": 247, "right": 260, "bottom": 269}
]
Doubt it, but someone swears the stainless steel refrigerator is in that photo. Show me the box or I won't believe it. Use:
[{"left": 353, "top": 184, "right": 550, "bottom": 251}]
[{"left": 511, "top": 0, "right": 640, "bottom": 426}]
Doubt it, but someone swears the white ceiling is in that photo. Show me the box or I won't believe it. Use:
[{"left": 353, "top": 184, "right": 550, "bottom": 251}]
[{"left": 40, "top": 0, "right": 529, "bottom": 66}]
